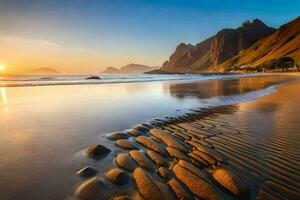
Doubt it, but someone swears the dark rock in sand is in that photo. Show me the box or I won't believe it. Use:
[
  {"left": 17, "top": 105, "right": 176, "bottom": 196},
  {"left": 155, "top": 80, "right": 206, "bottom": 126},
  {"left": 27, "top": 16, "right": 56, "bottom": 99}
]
[
  {"left": 133, "top": 167, "right": 176, "bottom": 200},
  {"left": 115, "top": 153, "right": 138, "bottom": 172},
  {"left": 166, "top": 147, "right": 191, "bottom": 161},
  {"left": 77, "top": 166, "right": 98, "bottom": 178},
  {"left": 212, "top": 167, "right": 246, "bottom": 197},
  {"left": 105, "top": 168, "right": 130, "bottom": 185},
  {"left": 129, "top": 150, "right": 156, "bottom": 171},
  {"left": 150, "top": 128, "right": 189, "bottom": 152},
  {"left": 168, "top": 178, "right": 193, "bottom": 200},
  {"left": 107, "top": 132, "right": 130, "bottom": 140},
  {"left": 146, "top": 150, "right": 168, "bottom": 167},
  {"left": 86, "top": 76, "right": 101, "bottom": 80},
  {"left": 115, "top": 139, "right": 139, "bottom": 150},
  {"left": 173, "top": 164, "right": 223, "bottom": 200},
  {"left": 86, "top": 145, "right": 111, "bottom": 158},
  {"left": 158, "top": 167, "right": 173, "bottom": 180},
  {"left": 136, "top": 136, "right": 167, "bottom": 155},
  {"left": 127, "top": 128, "right": 145, "bottom": 137},
  {"left": 75, "top": 178, "right": 110, "bottom": 200}
]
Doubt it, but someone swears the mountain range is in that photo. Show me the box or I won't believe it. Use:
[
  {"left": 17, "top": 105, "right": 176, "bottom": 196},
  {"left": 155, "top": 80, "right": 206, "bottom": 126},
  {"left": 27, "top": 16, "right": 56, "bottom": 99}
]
[
  {"left": 153, "top": 16, "right": 299, "bottom": 73},
  {"left": 101, "top": 64, "right": 159, "bottom": 74}
]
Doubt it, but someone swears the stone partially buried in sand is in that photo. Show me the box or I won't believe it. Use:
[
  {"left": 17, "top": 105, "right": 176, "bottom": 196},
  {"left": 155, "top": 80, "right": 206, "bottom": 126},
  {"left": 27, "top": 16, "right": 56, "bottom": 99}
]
[
  {"left": 133, "top": 167, "right": 176, "bottom": 200},
  {"left": 115, "top": 139, "right": 139, "bottom": 150},
  {"left": 105, "top": 168, "right": 130, "bottom": 185},
  {"left": 136, "top": 136, "right": 167, "bottom": 155},
  {"left": 168, "top": 178, "right": 193, "bottom": 200},
  {"left": 107, "top": 132, "right": 130, "bottom": 140},
  {"left": 166, "top": 147, "right": 191, "bottom": 162},
  {"left": 115, "top": 153, "right": 138, "bottom": 172},
  {"left": 146, "top": 150, "right": 168, "bottom": 167},
  {"left": 149, "top": 128, "right": 189, "bottom": 152},
  {"left": 158, "top": 167, "right": 173, "bottom": 180},
  {"left": 77, "top": 166, "right": 98, "bottom": 178},
  {"left": 75, "top": 178, "right": 111, "bottom": 200},
  {"left": 212, "top": 167, "right": 246, "bottom": 197},
  {"left": 129, "top": 150, "right": 156, "bottom": 171},
  {"left": 173, "top": 164, "right": 223, "bottom": 200},
  {"left": 86, "top": 145, "right": 111, "bottom": 158}
]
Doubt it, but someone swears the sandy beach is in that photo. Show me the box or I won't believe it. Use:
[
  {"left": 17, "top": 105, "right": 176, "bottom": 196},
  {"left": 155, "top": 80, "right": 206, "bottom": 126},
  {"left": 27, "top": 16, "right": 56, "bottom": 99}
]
[
  {"left": 0, "top": 74, "right": 299, "bottom": 200},
  {"left": 70, "top": 75, "right": 300, "bottom": 200}
]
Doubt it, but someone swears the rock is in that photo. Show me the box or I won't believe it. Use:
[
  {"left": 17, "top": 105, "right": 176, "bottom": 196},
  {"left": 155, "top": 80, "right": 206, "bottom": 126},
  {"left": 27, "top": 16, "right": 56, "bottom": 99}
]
[
  {"left": 166, "top": 147, "right": 191, "bottom": 161},
  {"left": 136, "top": 136, "right": 167, "bottom": 155},
  {"left": 105, "top": 168, "right": 130, "bottom": 185},
  {"left": 86, "top": 145, "right": 111, "bottom": 158},
  {"left": 107, "top": 132, "right": 130, "bottom": 140},
  {"left": 112, "top": 194, "right": 130, "bottom": 200},
  {"left": 167, "top": 178, "right": 193, "bottom": 200},
  {"left": 128, "top": 128, "right": 145, "bottom": 137},
  {"left": 212, "top": 167, "right": 246, "bottom": 197},
  {"left": 115, "top": 139, "right": 139, "bottom": 150},
  {"left": 192, "top": 150, "right": 217, "bottom": 166},
  {"left": 146, "top": 150, "right": 168, "bottom": 167},
  {"left": 86, "top": 76, "right": 101, "bottom": 80},
  {"left": 115, "top": 153, "right": 138, "bottom": 172},
  {"left": 133, "top": 168, "right": 176, "bottom": 200},
  {"left": 188, "top": 152, "right": 208, "bottom": 167},
  {"left": 76, "top": 166, "right": 98, "bottom": 178},
  {"left": 158, "top": 167, "right": 173, "bottom": 180},
  {"left": 129, "top": 150, "right": 156, "bottom": 171},
  {"left": 173, "top": 164, "right": 223, "bottom": 200},
  {"left": 149, "top": 128, "right": 188, "bottom": 152},
  {"left": 191, "top": 137, "right": 214, "bottom": 148},
  {"left": 75, "top": 178, "right": 111, "bottom": 200},
  {"left": 188, "top": 142, "right": 227, "bottom": 163},
  {"left": 177, "top": 160, "right": 210, "bottom": 181}
]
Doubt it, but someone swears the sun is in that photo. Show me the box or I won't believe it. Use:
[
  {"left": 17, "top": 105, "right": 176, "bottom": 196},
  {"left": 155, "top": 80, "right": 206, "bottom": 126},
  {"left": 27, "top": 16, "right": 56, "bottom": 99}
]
[{"left": 0, "top": 64, "right": 6, "bottom": 72}]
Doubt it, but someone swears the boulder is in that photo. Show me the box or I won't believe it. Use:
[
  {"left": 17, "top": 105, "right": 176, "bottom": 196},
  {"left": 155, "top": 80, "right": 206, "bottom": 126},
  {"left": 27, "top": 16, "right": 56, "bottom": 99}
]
[
  {"left": 133, "top": 168, "right": 176, "bottom": 200},
  {"left": 75, "top": 178, "right": 111, "bottom": 200},
  {"left": 115, "top": 139, "right": 139, "bottom": 150},
  {"left": 149, "top": 128, "right": 188, "bottom": 152},
  {"left": 136, "top": 136, "right": 167, "bottom": 155},
  {"left": 86, "top": 145, "right": 111, "bottom": 158},
  {"left": 105, "top": 168, "right": 130, "bottom": 185},
  {"left": 167, "top": 178, "right": 193, "bottom": 200},
  {"left": 115, "top": 153, "right": 138, "bottom": 172},
  {"left": 166, "top": 147, "right": 191, "bottom": 161},
  {"left": 158, "top": 167, "right": 173, "bottom": 181},
  {"left": 212, "top": 167, "right": 246, "bottom": 197},
  {"left": 107, "top": 132, "right": 130, "bottom": 140},
  {"left": 146, "top": 150, "right": 168, "bottom": 167},
  {"left": 129, "top": 150, "right": 156, "bottom": 171},
  {"left": 173, "top": 164, "right": 223, "bottom": 200},
  {"left": 128, "top": 128, "right": 145, "bottom": 137}
]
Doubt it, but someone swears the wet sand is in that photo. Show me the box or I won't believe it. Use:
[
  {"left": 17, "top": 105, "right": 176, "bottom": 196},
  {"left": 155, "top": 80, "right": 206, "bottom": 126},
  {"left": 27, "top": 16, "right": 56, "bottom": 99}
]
[
  {"left": 71, "top": 78, "right": 300, "bottom": 200},
  {"left": 0, "top": 75, "right": 299, "bottom": 200}
]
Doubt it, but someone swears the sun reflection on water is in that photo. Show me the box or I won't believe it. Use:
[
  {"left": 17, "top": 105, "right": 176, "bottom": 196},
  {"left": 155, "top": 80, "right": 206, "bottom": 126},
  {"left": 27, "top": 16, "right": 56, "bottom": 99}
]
[{"left": 0, "top": 88, "right": 9, "bottom": 113}]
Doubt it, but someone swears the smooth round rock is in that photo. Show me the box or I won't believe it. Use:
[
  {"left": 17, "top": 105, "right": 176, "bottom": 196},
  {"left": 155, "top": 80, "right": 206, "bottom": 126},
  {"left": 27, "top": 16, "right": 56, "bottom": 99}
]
[
  {"left": 212, "top": 168, "right": 246, "bottom": 197},
  {"left": 86, "top": 145, "right": 111, "bottom": 158},
  {"left": 115, "top": 139, "right": 139, "bottom": 150},
  {"left": 146, "top": 150, "right": 168, "bottom": 167},
  {"left": 128, "top": 128, "right": 145, "bottom": 137},
  {"left": 129, "top": 150, "right": 156, "bottom": 171},
  {"left": 105, "top": 168, "right": 130, "bottom": 185},
  {"left": 115, "top": 153, "right": 138, "bottom": 172},
  {"left": 173, "top": 164, "right": 223, "bottom": 200},
  {"left": 168, "top": 178, "right": 193, "bottom": 200},
  {"left": 76, "top": 166, "right": 98, "bottom": 178},
  {"left": 133, "top": 167, "right": 176, "bottom": 200},
  {"left": 75, "top": 178, "right": 111, "bottom": 200},
  {"left": 166, "top": 147, "right": 191, "bottom": 161},
  {"left": 136, "top": 136, "right": 167, "bottom": 155},
  {"left": 158, "top": 167, "right": 173, "bottom": 180},
  {"left": 107, "top": 132, "right": 130, "bottom": 140}
]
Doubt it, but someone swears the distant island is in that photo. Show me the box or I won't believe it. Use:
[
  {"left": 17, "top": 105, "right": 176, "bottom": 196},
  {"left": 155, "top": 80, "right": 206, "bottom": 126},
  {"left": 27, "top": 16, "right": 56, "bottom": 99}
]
[
  {"left": 23, "top": 67, "right": 60, "bottom": 75},
  {"left": 148, "top": 16, "right": 300, "bottom": 74},
  {"left": 101, "top": 63, "right": 160, "bottom": 74}
]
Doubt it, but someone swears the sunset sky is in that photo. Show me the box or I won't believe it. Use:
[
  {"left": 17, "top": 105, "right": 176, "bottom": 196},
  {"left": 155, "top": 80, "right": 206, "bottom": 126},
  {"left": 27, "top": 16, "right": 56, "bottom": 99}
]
[{"left": 0, "top": 0, "right": 299, "bottom": 74}]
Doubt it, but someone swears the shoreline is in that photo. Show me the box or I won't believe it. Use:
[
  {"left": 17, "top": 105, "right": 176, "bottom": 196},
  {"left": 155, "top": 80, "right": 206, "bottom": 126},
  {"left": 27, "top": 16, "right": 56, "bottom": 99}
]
[{"left": 71, "top": 78, "right": 300, "bottom": 200}]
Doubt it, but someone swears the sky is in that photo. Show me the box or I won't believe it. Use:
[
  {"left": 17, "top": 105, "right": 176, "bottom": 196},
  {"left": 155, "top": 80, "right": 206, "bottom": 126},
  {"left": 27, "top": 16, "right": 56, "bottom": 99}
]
[{"left": 0, "top": 0, "right": 299, "bottom": 74}]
